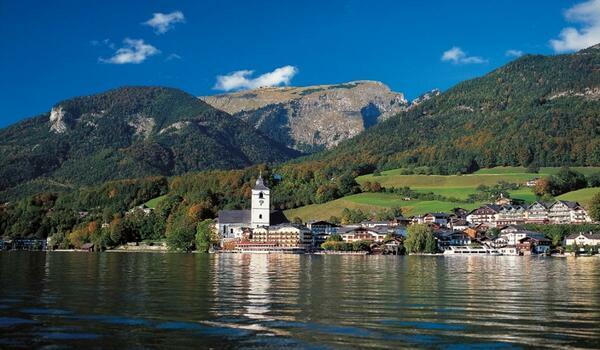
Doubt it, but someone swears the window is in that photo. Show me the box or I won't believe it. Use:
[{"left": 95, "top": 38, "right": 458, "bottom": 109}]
[
  {"left": 259, "top": 192, "right": 264, "bottom": 199},
  {"left": 259, "top": 214, "right": 263, "bottom": 219}
]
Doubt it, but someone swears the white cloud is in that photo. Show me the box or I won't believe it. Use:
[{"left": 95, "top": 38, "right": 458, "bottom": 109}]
[
  {"left": 214, "top": 65, "right": 299, "bottom": 91},
  {"left": 166, "top": 53, "right": 182, "bottom": 61},
  {"left": 505, "top": 49, "right": 524, "bottom": 57},
  {"left": 99, "top": 38, "right": 160, "bottom": 64},
  {"left": 143, "top": 11, "right": 185, "bottom": 34},
  {"left": 550, "top": 0, "right": 600, "bottom": 52},
  {"left": 91, "top": 39, "right": 115, "bottom": 49},
  {"left": 441, "top": 47, "right": 486, "bottom": 64}
]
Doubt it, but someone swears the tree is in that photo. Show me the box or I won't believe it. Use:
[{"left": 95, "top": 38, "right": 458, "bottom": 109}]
[
  {"left": 589, "top": 192, "right": 600, "bottom": 222},
  {"left": 166, "top": 213, "right": 196, "bottom": 252},
  {"left": 533, "top": 178, "right": 551, "bottom": 197},
  {"left": 587, "top": 173, "right": 600, "bottom": 187},
  {"left": 195, "top": 219, "right": 215, "bottom": 253},
  {"left": 326, "top": 233, "right": 343, "bottom": 242},
  {"left": 404, "top": 224, "right": 437, "bottom": 254},
  {"left": 526, "top": 162, "right": 540, "bottom": 173},
  {"left": 487, "top": 227, "right": 501, "bottom": 238},
  {"left": 352, "top": 240, "right": 371, "bottom": 252},
  {"left": 546, "top": 167, "right": 587, "bottom": 196}
]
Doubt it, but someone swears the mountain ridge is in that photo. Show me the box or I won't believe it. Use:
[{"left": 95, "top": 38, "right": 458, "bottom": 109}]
[
  {"left": 0, "top": 86, "right": 300, "bottom": 201},
  {"left": 201, "top": 81, "right": 410, "bottom": 152}
]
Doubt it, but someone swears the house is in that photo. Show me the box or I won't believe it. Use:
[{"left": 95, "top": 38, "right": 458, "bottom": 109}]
[
  {"left": 495, "top": 194, "right": 513, "bottom": 206},
  {"left": 307, "top": 220, "right": 339, "bottom": 247},
  {"left": 449, "top": 219, "right": 469, "bottom": 231},
  {"left": 525, "top": 201, "right": 550, "bottom": 224},
  {"left": 436, "top": 231, "right": 471, "bottom": 250},
  {"left": 79, "top": 242, "right": 95, "bottom": 252},
  {"left": 129, "top": 204, "right": 153, "bottom": 215},
  {"left": 463, "top": 226, "right": 482, "bottom": 239},
  {"left": 450, "top": 208, "right": 469, "bottom": 219},
  {"left": 389, "top": 216, "right": 411, "bottom": 227},
  {"left": 338, "top": 226, "right": 387, "bottom": 243},
  {"left": 517, "top": 236, "right": 551, "bottom": 255},
  {"left": 498, "top": 245, "right": 519, "bottom": 255},
  {"left": 548, "top": 201, "right": 591, "bottom": 224},
  {"left": 498, "top": 225, "right": 546, "bottom": 245},
  {"left": 360, "top": 220, "right": 390, "bottom": 228},
  {"left": 565, "top": 232, "right": 600, "bottom": 247},
  {"left": 526, "top": 178, "right": 540, "bottom": 187},
  {"left": 423, "top": 213, "right": 450, "bottom": 227},
  {"left": 466, "top": 205, "right": 502, "bottom": 225},
  {"left": 495, "top": 205, "right": 527, "bottom": 226}
]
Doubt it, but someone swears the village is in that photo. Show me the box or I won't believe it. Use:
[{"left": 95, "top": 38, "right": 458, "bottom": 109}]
[
  {"left": 1, "top": 175, "right": 599, "bottom": 256},
  {"left": 214, "top": 175, "right": 600, "bottom": 256}
]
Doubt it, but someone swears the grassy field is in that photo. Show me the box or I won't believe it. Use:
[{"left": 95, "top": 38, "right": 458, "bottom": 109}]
[
  {"left": 144, "top": 195, "right": 167, "bottom": 209},
  {"left": 286, "top": 167, "right": 600, "bottom": 222},
  {"left": 284, "top": 192, "right": 484, "bottom": 221},
  {"left": 557, "top": 187, "right": 600, "bottom": 206}
]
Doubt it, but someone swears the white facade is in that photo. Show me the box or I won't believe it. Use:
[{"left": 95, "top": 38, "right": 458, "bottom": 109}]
[
  {"left": 251, "top": 176, "right": 270, "bottom": 228},
  {"left": 565, "top": 233, "right": 600, "bottom": 246}
]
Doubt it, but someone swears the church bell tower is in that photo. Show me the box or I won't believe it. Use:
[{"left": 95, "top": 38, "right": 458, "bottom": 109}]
[{"left": 251, "top": 173, "right": 270, "bottom": 228}]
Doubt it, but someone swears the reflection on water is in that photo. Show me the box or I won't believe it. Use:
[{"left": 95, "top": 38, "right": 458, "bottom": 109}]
[{"left": 1, "top": 252, "right": 600, "bottom": 349}]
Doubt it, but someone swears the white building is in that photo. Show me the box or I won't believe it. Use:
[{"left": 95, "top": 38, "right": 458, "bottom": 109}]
[
  {"left": 216, "top": 174, "right": 287, "bottom": 240},
  {"left": 251, "top": 175, "right": 270, "bottom": 228},
  {"left": 548, "top": 201, "right": 591, "bottom": 224},
  {"left": 497, "top": 225, "right": 546, "bottom": 246},
  {"left": 565, "top": 233, "right": 600, "bottom": 246}
]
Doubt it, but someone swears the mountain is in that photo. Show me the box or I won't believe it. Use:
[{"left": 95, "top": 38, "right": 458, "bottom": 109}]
[
  {"left": 0, "top": 87, "right": 299, "bottom": 200},
  {"left": 201, "top": 81, "right": 409, "bottom": 152},
  {"left": 306, "top": 46, "right": 600, "bottom": 173}
]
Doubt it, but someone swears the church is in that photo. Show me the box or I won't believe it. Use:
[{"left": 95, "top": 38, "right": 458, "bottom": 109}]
[{"left": 216, "top": 174, "right": 288, "bottom": 240}]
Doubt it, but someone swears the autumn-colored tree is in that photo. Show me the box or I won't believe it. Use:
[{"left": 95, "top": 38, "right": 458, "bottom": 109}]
[{"left": 533, "top": 178, "right": 551, "bottom": 197}]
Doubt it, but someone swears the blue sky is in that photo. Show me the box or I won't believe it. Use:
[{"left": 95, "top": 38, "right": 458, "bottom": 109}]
[{"left": 0, "top": 0, "right": 597, "bottom": 127}]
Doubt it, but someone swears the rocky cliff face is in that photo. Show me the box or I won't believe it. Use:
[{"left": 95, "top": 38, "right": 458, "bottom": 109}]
[{"left": 201, "top": 81, "right": 409, "bottom": 152}]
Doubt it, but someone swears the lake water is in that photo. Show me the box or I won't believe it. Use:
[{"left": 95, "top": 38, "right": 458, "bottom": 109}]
[{"left": 1, "top": 252, "right": 599, "bottom": 349}]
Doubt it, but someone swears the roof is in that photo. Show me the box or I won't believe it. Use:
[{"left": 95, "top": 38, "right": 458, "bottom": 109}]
[
  {"left": 217, "top": 209, "right": 288, "bottom": 225},
  {"left": 468, "top": 204, "right": 502, "bottom": 215},
  {"left": 80, "top": 243, "right": 94, "bottom": 249},
  {"left": 218, "top": 210, "right": 251, "bottom": 224},
  {"left": 552, "top": 200, "right": 580, "bottom": 209},
  {"left": 264, "top": 223, "right": 309, "bottom": 231},
  {"left": 254, "top": 176, "right": 269, "bottom": 191},
  {"left": 425, "top": 213, "right": 450, "bottom": 218},
  {"left": 566, "top": 232, "right": 600, "bottom": 240},
  {"left": 518, "top": 236, "right": 551, "bottom": 243},
  {"left": 307, "top": 220, "right": 339, "bottom": 227},
  {"left": 528, "top": 201, "right": 551, "bottom": 209},
  {"left": 361, "top": 220, "right": 389, "bottom": 225}
]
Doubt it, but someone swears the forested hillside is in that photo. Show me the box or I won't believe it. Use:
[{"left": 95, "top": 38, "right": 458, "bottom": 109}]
[
  {"left": 0, "top": 87, "right": 299, "bottom": 201},
  {"left": 305, "top": 45, "right": 600, "bottom": 173}
]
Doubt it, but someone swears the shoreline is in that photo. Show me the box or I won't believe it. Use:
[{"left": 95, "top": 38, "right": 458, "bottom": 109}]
[{"left": 4, "top": 250, "right": 595, "bottom": 258}]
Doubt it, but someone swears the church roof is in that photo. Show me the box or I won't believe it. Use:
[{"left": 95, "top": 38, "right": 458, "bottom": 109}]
[
  {"left": 216, "top": 210, "right": 288, "bottom": 225},
  {"left": 218, "top": 210, "right": 251, "bottom": 224},
  {"left": 254, "top": 175, "right": 269, "bottom": 191}
]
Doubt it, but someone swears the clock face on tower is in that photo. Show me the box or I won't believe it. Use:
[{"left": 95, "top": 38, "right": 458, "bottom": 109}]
[{"left": 259, "top": 200, "right": 264, "bottom": 206}]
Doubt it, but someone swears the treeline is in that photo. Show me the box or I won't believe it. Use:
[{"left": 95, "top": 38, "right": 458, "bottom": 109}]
[
  {"left": 0, "top": 177, "right": 168, "bottom": 240},
  {"left": 534, "top": 167, "right": 599, "bottom": 197}
]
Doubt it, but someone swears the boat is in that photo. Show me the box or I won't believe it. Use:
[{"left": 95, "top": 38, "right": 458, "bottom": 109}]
[{"left": 443, "top": 246, "right": 502, "bottom": 256}]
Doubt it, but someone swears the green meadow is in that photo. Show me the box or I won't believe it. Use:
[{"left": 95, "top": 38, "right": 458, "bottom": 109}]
[
  {"left": 285, "top": 167, "right": 600, "bottom": 221},
  {"left": 144, "top": 195, "right": 167, "bottom": 209}
]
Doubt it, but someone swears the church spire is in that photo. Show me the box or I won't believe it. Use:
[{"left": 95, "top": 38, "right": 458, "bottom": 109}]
[{"left": 254, "top": 171, "right": 268, "bottom": 190}]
